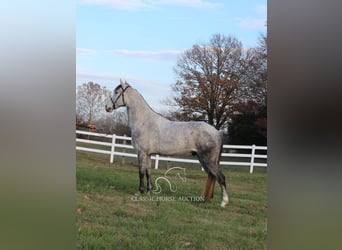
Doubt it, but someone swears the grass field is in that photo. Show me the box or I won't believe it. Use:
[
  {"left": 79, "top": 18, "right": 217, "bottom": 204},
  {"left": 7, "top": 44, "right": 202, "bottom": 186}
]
[{"left": 76, "top": 151, "right": 267, "bottom": 249}]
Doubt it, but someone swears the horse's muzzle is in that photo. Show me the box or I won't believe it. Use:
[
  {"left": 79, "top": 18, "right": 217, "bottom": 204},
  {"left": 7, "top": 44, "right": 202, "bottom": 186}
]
[{"left": 105, "top": 105, "right": 113, "bottom": 112}]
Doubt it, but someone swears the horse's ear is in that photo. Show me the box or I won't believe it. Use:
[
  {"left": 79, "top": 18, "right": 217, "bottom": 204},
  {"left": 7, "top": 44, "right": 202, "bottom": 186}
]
[
  {"left": 120, "top": 78, "right": 130, "bottom": 88},
  {"left": 120, "top": 79, "right": 131, "bottom": 88}
]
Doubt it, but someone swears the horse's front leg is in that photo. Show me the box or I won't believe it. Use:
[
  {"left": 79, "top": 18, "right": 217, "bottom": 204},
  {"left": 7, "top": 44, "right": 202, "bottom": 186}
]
[
  {"left": 145, "top": 166, "right": 152, "bottom": 195},
  {"left": 136, "top": 151, "right": 145, "bottom": 195},
  {"left": 137, "top": 151, "right": 152, "bottom": 195}
]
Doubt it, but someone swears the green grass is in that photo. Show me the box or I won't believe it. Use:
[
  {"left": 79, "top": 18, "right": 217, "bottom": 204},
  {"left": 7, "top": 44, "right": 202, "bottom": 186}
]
[{"left": 76, "top": 151, "right": 267, "bottom": 249}]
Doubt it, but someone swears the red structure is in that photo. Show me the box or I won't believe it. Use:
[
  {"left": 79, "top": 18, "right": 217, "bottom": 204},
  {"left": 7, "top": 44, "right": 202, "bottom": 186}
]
[{"left": 87, "top": 124, "right": 97, "bottom": 132}]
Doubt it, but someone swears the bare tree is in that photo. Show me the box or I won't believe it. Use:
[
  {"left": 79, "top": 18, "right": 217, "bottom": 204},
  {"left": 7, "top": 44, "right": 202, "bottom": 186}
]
[
  {"left": 96, "top": 111, "right": 130, "bottom": 136},
  {"left": 239, "top": 33, "right": 267, "bottom": 106},
  {"left": 171, "top": 34, "right": 246, "bottom": 129},
  {"left": 76, "top": 82, "right": 110, "bottom": 124}
]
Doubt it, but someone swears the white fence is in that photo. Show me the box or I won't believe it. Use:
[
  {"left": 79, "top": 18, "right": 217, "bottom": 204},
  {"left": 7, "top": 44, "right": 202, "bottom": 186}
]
[{"left": 76, "top": 130, "right": 267, "bottom": 173}]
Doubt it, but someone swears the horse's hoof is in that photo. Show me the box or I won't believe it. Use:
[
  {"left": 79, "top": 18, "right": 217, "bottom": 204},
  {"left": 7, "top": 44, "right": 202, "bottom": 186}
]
[
  {"left": 134, "top": 191, "right": 142, "bottom": 196},
  {"left": 220, "top": 200, "right": 228, "bottom": 207}
]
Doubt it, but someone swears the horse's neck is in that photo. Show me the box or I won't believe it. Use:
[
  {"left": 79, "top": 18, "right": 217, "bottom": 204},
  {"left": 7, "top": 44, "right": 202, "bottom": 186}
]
[{"left": 126, "top": 89, "right": 160, "bottom": 128}]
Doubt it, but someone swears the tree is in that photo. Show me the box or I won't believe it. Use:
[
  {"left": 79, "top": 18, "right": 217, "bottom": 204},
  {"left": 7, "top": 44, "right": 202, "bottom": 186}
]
[
  {"left": 171, "top": 34, "right": 248, "bottom": 130},
  {"left": 76, "top": 82, "right": 111, "bottom": 124},
  {"left": 229, "top": 34, "right": 267, "bottom": 145},
  {"left": 240, "top": 34, "right": 267, "bottom": 106},
  {"left": 228, "top": 102, "right": 267, "bottom": 146}
]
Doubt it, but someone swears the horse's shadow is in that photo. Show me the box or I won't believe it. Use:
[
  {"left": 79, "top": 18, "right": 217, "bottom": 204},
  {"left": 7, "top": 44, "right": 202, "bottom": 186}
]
[{"left": 152, "top": 167, "right": 187, "bottom": 194}]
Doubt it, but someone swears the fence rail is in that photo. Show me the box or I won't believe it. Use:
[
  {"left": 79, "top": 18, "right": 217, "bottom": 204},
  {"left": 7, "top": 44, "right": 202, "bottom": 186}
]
[{"left": 76, "top": 130, "right": 267, "bottom": 173}]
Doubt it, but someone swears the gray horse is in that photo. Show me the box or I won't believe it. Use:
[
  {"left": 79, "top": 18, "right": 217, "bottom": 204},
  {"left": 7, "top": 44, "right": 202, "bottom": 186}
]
[{"left": 105, "top": 79, "right": 229, "bottom": 207}]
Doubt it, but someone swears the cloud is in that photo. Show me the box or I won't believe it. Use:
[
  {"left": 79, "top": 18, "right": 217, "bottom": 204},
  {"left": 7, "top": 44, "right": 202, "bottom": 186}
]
[
  {"left": 236, "top": 18, "right": 266, "bottom": 29},
  {"left": 155, "top": 0, "right": 221, "bottom": 9},
  {"left": 78, "top": 0, "right": 151, "bottom": 10},
  {"left": 110, "top": 49, "right": 182, "bottom": 61},
  {"left": 76, "top": 70, "right": 154, "bottom": 88},
  {"left": 76, "top": 70, "right": 120, "bottom": 85},
  {"left": 76, "top": 66, "right": 165, "bottom": 89},
  {"left": 78, "top": 0, "right": 221, "bottom": 10},
  {"left": 76, "top": 48, "right": 98, "bottom": 56},
  {"left": 76, "top": 47, "right": 182, "bottom": 61}
]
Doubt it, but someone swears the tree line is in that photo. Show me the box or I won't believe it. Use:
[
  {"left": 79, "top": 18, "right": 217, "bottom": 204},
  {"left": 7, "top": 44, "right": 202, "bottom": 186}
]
[{"left": 76, "top": 33, "right": 267, "bottom": 145}]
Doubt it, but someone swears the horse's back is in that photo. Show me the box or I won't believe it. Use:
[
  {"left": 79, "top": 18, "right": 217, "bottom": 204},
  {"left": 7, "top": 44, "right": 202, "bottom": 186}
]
[{"left": 158, "top": 120, "right": 221, "bottom": 154}]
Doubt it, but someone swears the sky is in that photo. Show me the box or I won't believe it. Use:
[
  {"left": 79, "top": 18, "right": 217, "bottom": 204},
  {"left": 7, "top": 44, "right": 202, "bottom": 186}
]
[{"left": 76, "top": 0, "right": 267, "bottom": 112}]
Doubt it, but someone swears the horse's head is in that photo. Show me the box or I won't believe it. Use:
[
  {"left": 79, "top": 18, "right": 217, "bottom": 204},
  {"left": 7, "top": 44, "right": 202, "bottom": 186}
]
[{"left": 105, "top": 79, "right": 131, "bottom": 112}]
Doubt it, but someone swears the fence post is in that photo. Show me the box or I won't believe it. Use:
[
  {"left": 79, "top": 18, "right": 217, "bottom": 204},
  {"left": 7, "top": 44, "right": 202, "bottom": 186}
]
[
  {"left": 122, "top": 134, "right": 126, "bottom": 165},
  {"left": 154, "top": 154, "right": 159, "bottom": 169},
  {"left": 250, "top": 144, "right": 256, "bottom": 173},
  {"left": 110, "top": 134, "right": 116, "bottom": 164}
]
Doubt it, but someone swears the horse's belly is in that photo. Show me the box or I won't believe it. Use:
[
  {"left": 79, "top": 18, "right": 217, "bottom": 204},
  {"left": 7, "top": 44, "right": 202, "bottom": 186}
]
[{"left": 156, "top": 141, "right": 196, "bottom": 156}]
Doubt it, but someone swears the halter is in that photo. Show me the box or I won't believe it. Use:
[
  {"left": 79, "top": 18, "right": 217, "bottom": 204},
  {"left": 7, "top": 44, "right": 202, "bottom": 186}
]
[{"left": 110, "top": 85, "right": 130, "bottom": 109}]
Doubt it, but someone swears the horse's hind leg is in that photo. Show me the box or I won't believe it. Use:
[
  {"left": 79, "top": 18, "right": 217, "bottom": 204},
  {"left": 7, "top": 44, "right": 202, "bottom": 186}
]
[
  {"left": 199, "top": 152, "right": 229, "bottom": 207},
  {"left": 137, "top": 151, "right": 152, "bottom": 195},
  {"left": 216, "top": 170, "right": 229, "bottom": 207},
  {"left": 197, "top": 152, "right": 217, "bottom": 199},
  {"left": 206, "top": 166, "right": 229, "bottom": 207},
  {"left": 207, "top": 168, "right": 229, "bottom": 207}
]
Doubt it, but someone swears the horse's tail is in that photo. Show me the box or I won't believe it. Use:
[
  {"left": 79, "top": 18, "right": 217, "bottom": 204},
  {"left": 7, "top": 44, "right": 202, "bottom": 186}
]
[{"left": 217, "top": 131, "right": 224, "bottom": 165}]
